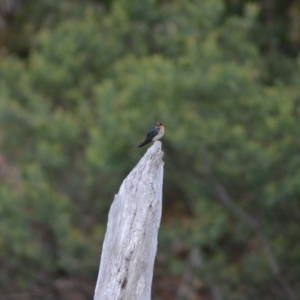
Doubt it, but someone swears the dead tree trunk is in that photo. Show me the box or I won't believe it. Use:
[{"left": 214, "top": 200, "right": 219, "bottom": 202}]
[{"left": 94, "top": 141, "right": 164, "bottom": 300}]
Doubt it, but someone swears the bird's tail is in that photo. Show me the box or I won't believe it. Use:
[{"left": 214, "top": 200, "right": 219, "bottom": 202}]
[{"left": 138, "top": 140, "right": 151, "bottom": 147}]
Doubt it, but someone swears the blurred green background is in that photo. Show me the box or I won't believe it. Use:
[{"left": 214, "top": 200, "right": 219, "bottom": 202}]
[{"left": 0, "top": 0, "right": 300, "bottom": 299}]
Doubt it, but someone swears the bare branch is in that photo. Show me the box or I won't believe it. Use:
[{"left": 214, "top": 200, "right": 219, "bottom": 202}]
[
  {"left": 204, "top": 172, "right": 297, "bottom": 300},
  {"left": 94, "top": 141, "right": 164, "bottom": 300}
]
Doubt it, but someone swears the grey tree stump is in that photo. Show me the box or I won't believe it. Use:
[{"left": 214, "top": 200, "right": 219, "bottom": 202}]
[{"left": 94, "top": 141, "right": 164, "bottom": 300}]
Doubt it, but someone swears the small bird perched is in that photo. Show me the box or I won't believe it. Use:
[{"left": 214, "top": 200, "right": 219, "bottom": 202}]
[{"left": 138, "top": 122, "right": 165, "bottom": 147}]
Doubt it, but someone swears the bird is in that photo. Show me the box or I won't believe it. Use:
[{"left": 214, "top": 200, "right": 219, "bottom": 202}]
[{"left": 138, "top": 122, "right": 165, "bottom": 147}]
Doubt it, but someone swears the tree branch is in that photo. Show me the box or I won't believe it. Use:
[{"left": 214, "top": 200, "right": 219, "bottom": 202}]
[
  {"left": 94, "top": 141, "right": 164, "bottom": 300},
  {"left": 204, "top": 172, "right": 297, "bottom": 300}
]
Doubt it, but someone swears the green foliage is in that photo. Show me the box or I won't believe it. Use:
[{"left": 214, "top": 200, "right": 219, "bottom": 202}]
[{"left": 0, "top": 0, "right": 300, "bottom": 298}]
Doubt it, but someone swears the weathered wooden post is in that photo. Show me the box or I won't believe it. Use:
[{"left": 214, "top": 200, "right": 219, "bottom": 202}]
[{"left": 94, "top": 141, "right": 164, "bottom": 300}]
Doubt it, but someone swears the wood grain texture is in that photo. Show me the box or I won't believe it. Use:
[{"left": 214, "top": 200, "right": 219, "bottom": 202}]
[{"left": 94, "top": 141, "right": 164, "bottom": 300}]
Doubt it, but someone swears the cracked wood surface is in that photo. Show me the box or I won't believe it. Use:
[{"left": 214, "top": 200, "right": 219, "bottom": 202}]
[{"left": 94, "top": 141, "right": 164, "bottom": 300}]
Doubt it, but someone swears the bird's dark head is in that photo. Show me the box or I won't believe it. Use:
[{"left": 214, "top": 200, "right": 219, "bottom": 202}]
[{"left": 155, "top": 121, "right": 164, "bottom": 130}]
